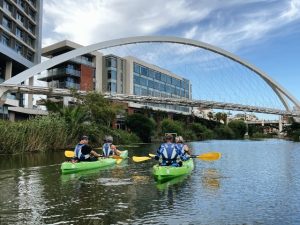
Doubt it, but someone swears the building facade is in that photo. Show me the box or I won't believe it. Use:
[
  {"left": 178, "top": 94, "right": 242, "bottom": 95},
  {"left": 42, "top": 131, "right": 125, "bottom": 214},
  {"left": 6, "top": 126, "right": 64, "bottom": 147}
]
[
  {"left": 40, "top": 40, "right": 192, "bottom": 115},
  {"left": 0, "top": 0, "right": 43, "bottom": 119}
]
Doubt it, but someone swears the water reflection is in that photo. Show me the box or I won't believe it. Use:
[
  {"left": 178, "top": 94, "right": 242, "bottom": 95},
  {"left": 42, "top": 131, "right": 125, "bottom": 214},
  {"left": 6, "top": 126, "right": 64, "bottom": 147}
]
[
  {"left": 156, "top": 175, "right": 189, "bottom": 190},
  {"left": 201, "top": 168, "right": 221, "bottom": 190}
]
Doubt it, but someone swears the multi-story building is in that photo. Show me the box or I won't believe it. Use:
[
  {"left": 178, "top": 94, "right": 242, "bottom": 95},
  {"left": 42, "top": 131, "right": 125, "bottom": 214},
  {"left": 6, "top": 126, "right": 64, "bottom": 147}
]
[
  {"left": 40, "top": 40, "right": 192, "bottom": 115},
  {"left": 0, "top": 0, "right": 43, "bottom": 120},
  {"left": 39, "top": 40, "right": 102, "bottom": 105}
]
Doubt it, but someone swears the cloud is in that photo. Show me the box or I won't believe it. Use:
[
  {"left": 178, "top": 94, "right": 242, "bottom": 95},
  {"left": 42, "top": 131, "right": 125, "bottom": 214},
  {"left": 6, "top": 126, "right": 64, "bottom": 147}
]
[{"left": 42, "top": 0, "right": 300, "bottom": 52}]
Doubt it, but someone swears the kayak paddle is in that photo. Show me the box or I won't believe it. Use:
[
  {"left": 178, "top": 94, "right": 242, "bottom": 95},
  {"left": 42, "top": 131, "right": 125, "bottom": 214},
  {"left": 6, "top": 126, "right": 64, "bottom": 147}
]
[
  {"left": 132, "top": 152, "right": 221, "bottom": 162},
  {"left": 64, "top": 150, "right": 123, "bottom": 159}
]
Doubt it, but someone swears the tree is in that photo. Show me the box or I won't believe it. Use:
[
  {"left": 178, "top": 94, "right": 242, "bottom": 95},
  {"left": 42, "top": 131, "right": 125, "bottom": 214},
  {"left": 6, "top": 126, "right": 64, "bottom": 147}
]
[
  {"left": 215, "top": 112, "right": 223, "bottom": 122},
  {"left": 207, "top": 112, "right": 214, "bottom": 120},
  {"left": 126, "top": 113, "right": 156, "bottom": 143},
  {"left": 228, "top": 120, "right": 247, "bottom": 139},
  {"left": 214, "top": 125, "right": 235, "bottom": 139},
  {"left": 79, "top": 92, "right": 120, "bottom": 127},
  {"left": 161, "top": 118, "right": 184, "bottom": 135}
]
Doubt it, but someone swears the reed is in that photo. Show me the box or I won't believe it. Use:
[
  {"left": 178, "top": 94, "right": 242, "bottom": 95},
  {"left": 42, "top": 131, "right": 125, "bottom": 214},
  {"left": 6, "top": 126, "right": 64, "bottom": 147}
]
[{"left": 0, "top": 115, "right": 68, "bottom": 154}]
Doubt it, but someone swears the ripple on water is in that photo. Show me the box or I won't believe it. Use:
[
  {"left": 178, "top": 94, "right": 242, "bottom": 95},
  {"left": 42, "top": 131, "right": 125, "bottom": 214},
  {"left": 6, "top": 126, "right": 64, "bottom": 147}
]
[{"left": 97, "top": 178, "right": 133, "bottom": 186}]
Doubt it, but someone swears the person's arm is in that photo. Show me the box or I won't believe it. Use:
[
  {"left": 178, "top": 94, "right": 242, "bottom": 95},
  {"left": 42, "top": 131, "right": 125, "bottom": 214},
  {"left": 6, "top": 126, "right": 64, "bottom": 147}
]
[
  {"left": 82, "top": 145, "right": 101, "bottom": 157},
  {"left": 90, "top": 150, "right": 102, "bottom": 158},
  {"left": 111, "top": 145, "right": 121, "bottom": 156},
  {"left": 184, "top": 145, "right": 191, "bottom": 155}
]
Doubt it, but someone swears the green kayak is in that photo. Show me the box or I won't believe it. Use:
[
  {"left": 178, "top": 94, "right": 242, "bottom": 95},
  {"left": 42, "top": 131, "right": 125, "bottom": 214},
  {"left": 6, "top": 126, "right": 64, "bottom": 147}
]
[
  {"left": 153, "top": 158, "right": 194, "bottom": 181},
  {"left": 61, "top": 150, "right": 128, "bottom": 174}
]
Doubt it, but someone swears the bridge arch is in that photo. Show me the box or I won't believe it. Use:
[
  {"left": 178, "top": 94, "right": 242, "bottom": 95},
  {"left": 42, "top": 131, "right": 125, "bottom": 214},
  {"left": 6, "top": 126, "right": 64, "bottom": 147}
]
[{"left": 3, "top": 36, "right": 300, "bottom": 111}]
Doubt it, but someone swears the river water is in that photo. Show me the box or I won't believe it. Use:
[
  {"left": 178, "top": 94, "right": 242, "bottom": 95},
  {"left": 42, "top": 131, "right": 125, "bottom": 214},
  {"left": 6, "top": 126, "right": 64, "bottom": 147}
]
[{"left": 0, "top": 139, "right": 299, "bottom": 225}]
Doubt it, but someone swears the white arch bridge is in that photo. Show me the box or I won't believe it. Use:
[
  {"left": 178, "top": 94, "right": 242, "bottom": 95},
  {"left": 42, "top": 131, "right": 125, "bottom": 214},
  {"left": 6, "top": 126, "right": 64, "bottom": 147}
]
[{"left": 0, "top": 36, "right": 300, "bottom": 117}]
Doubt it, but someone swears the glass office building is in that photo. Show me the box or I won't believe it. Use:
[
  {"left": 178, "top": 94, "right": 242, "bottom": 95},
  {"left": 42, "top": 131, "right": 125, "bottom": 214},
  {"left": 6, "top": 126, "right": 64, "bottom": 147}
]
[{"left": 124, "top": 56, "right": 191, "bottom": 114}]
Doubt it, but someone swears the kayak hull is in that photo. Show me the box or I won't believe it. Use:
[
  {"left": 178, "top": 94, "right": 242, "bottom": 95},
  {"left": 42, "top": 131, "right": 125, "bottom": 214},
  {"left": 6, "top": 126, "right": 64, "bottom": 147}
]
[
  {"left": 61, "top": 150, "right": 128, "bottom": 174},
  {"left": 153, "top": 159, "right": 194, "bottom": 181}
]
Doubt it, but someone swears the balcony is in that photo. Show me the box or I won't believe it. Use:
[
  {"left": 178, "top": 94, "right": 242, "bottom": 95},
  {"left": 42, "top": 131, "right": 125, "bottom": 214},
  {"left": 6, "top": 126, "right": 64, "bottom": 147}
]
[
  {"left": 48, "top": 81, "right": 80, "bottom": 90},
  {"left": 39, "top": 67, "right": 81, "bottom": 81}
]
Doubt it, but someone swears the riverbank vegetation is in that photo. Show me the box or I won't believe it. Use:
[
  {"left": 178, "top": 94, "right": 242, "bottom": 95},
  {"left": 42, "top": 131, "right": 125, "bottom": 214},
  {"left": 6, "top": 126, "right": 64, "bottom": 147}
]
[{"left": 1, "top": 92, "right": 297, "bottom": 154}]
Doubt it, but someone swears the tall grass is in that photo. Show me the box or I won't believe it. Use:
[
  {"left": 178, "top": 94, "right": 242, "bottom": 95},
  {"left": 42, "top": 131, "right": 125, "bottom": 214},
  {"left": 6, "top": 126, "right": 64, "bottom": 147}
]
[{"left": 0, "top": 115, "right": 68, "bottom": 154}]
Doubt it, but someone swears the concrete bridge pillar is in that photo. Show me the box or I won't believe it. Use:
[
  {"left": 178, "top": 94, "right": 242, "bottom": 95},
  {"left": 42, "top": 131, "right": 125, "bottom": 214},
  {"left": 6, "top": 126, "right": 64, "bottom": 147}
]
[{"left": 279, "top": 116, "right": 283, "bottom": 133}]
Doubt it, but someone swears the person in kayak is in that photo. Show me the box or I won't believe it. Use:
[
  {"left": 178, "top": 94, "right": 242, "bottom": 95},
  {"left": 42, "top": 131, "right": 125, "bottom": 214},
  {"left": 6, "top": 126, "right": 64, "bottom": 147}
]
[
  {"left": 154, "top": 134, "right": 186, "bottom": 167},
  {"left": 102, "top": 135, "right": 121, "bottom": 157},
  {"left": 175, "top": 136, "right": 191, "bottom": 159},
  {"left": 74, "top": 135, "right": 101, "bottom": 162}
]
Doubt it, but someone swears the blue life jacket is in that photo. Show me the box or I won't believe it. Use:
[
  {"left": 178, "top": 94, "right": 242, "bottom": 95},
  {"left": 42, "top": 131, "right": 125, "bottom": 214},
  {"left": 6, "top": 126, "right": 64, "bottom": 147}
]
[
  {"left": 74, "top": 144, "right": 89, "bottom": 160},
  {"left": 102, "top": 143, "right": 112, "bottom": 157},
  {"left": 176, "top": 143, "right": 185, "bottom": 155},
  {"left": 175, "top": 143, "right": 189, "bottom": 161},
  {"left": 159, "top": 143, "right": 178, "bottom": 160}
]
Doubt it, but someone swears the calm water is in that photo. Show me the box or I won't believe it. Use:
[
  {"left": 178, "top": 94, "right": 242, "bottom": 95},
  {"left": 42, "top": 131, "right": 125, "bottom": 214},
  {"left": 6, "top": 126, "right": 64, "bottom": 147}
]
[{"left": 0, "top": 139, "right": 300, "bottom": 225}]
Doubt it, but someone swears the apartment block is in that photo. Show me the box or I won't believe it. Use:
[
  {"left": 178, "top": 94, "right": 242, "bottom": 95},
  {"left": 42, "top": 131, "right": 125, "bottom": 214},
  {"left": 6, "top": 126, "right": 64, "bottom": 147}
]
[{"left": 0, "top": 0, "right": 43, "bottom": 119}]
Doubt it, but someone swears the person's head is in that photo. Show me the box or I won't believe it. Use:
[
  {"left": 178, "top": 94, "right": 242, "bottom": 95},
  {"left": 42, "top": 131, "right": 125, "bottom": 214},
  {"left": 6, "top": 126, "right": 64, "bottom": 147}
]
[
  {"left": 80, "top": 135, "right": 89, "bottom": 144},
  {"left": 165, "top": 134, "right": 173, "bottom": 142},
  {"left": 104, "top": 135, "right": 113, "bottom": 143},
  {"left": 175, "top": 136, "right": 184, "bottom": 143}
]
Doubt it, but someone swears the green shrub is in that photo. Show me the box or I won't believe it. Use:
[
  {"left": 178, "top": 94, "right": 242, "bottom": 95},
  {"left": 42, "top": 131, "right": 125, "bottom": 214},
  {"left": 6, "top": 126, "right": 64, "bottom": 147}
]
[
  {"left": 214, "top": 126, "right": 235, "bottom": 139},
  {"left": 228, "top": 120, "right": 247, "bottom": 139},
  {"left": 126, "top": 114, "right": 156, "bottom": 143},
  {"left": 161, "top": 119, "right": 184, "bottom": 135}
]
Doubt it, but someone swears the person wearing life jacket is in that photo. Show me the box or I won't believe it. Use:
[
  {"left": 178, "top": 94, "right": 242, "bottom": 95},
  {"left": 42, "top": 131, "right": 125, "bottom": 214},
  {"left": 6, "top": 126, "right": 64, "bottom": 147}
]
[
  {"left": 175, "top": 136, "right": 191, "bottom": 161},
  {"left": 154, "top": 134, "right": 185, "bottom": 167},
  {"left": 74, "top": 135, "right": 101, "bottom": 161},
  {"left": 102, "top": 135, "right": 121, "bottom": 157}
]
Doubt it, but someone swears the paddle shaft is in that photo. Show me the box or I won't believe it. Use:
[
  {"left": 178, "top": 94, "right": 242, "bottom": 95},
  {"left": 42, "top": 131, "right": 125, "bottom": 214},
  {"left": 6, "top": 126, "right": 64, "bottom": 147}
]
[{"left": 64, "top": 150, "right": 122, "bottom": 159}]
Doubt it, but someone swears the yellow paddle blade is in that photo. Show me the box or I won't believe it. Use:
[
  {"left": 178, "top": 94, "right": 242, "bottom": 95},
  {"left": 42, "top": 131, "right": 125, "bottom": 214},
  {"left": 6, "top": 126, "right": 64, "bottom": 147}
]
[
  {"left": 197, "top": 152, "right": 221, "bottom": 161},
  {"left": 148, "top": 154, "right": 155, "bottom": 157},
  {"left": 132, "top": 156, "right": 152, "bottom": 162},
  {"left": 65, "top": 150, "right": 75, "bottom": 158}
]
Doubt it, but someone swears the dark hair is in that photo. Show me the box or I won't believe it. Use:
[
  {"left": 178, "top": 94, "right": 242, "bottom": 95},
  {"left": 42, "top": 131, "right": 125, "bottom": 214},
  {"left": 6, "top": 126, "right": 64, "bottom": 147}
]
[
  {"left": 165, "top": 134, "right": 173, "bottom": 141},
  {"left": 80, "top": 135, "right": 89, "bottom": 141}
]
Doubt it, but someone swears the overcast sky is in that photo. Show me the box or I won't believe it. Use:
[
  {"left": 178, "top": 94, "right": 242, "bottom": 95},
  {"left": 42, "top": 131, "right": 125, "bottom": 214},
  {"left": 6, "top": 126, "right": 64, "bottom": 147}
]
[{"left": 42, "top": 0, "right": 300, "bottom": 105}]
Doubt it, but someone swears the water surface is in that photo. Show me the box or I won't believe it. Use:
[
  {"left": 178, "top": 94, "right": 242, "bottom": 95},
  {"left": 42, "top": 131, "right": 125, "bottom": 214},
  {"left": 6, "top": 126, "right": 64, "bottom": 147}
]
[{"left": 0, "top": 139, "right": 299, "bottom": 224}]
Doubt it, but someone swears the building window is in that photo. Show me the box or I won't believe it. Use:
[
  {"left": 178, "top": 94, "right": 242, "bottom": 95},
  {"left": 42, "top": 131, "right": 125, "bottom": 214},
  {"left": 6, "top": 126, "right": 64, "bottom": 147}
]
[
  {"left": 28, "top": 37, "right": 35, "bottom": 48},
  {"left": 28, "top": 23, "right": 35, "bottom": 35},
  {"left": 166, "top": 75, "right": 172, "bottom": 84},
  {"left": 106, "top": 57, "right": 117, "bottom": 68},
  {"left": 133, "top": 63, "right": 140, "bottom": 74},
  {"left": 2, "top": 17, "right": 12, "bottom": 31},
  {"left": 1, "top": 33, "right": 10, "bottom": 46},
  {"left": 15, "top": 42, "right": 23, "bottom": 55},
  {"left": 161, "top": 73, "right": 167, "bottom": 82},
  {"left": 27, "top": 50, "right": 33, "bottom": 61},
  {"left": 107, "top": 82, "right": 117, "bottom": 93},
  {"left": 28, "top": 8, "right": 35, "bottom": 21},
  {"left": 107, "top": 70, "right": 117, "bottom": 80},
  {"left": 139, "top": 77, "right": 147, "bottom": 86},
  {"left": 28, "top": 0, "right": 36, "bottom": 7},
  {"left": 155, "top": 72, "right": 161, "bottom": 80},
  {"left": 134, "top": 75, "right": 140, "bottom": 85},
  {"left": 160, "top": 83, "right": 166, "bottom": 92},
  {"left": 140, "top": 66, "right": 148, "bottom": 76},
  {"left": 3, "top": 0, "right": 12, "bottom": 14},
  {"left": 16, "top": 27, "right": 24, "bottom": 40},
  {"left": 148, "top": 69, "right": 155, "bottom": 79},
  {"left": 16, "top": 12, "right": 24, "bottom": 24},
  {"left": 17, "top": 0, "right": 25, "bottom": 10}
]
